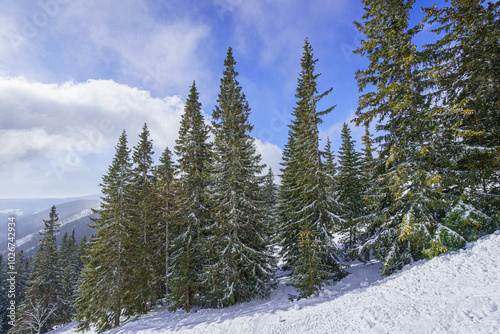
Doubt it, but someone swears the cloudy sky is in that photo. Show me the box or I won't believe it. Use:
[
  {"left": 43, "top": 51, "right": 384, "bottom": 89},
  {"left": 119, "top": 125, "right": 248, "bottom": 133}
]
[{"left": 0, "top": 0, "right": 378, "bottom": 198}]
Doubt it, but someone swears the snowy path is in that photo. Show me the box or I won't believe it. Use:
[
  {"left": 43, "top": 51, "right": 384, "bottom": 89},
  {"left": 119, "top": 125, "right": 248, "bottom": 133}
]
[{"left": 53, "top": 231, "right": 500, "bottom": 333}]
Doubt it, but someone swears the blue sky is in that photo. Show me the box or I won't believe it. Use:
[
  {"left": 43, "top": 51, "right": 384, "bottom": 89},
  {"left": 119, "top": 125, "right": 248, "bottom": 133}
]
[{"left": 0, "top": 0, "right": 393, "bottom": 198}]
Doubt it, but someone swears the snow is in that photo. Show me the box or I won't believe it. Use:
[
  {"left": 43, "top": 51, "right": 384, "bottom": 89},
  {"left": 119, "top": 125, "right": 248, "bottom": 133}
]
[
  {"left": 59, "top": 208, "right": 95, "bottom": 227},
  {"left": 15, "top": 233, "right": 36, "bottom": 247},
  {"left": 0, "top": 208, "right": 23, "bottom": 216},
  {"left": 15, "top": 208, "right": 95, "bottom": 247},
  {"left": 51, "top": 231, "right": 500, "bottom": 334}
]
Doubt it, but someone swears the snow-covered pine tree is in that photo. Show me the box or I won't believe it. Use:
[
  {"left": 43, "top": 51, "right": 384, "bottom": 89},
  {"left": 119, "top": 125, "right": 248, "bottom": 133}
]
[
  {"left": 354, "top": 125, "right": 379, "bottom": 261},
  {"left": 278, "top": 39, "right": 344, "bottom": 299},
  {"left": 11, "top": 206, "right": 63, "bottom": 333},
  {"left": 76, "top": 131, "right": 133, "bottom": 332},
  {"left": 335, "top": 123, "right": 364, "bottom": 253},
  {"left": 353, "top": 0, "right": 448, "bottom": 274},
  {"left": 152, "top": 147, "right": 175, "bottom": 299},
  {"left": 421, "top": 0, "right": 500, "bottom": 248},
  {"left": 128, "top": 123, "right": 159, "bottom": 313},
  {"left": 202, "top": 47, "right": 275, "bottom": 308},
  {"left": 167, "top": 82, "right": 212, "bottom": 311},
  {"left": 322, "top": 137, "right": 336, "bottom": 194},
  {"left": 262, "top": 167, "right": 279, "bottom": 242},
  {"left": 361, "top": 126, "right": 377, "bottom": 190}
]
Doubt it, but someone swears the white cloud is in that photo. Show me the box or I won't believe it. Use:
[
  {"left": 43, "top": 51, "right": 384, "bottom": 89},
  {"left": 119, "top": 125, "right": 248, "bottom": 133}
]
[
  {"left": 0, "top": 76, "right": 284, "bottom": 197},
  {"left": 0, "top": 0, "right": 213, "bottom": 96},
  {"left": 254, "top": 139, "right": 282, "bottom": 182},
  {"left": 0, "top": 77, "right": 184, "bottom": 198}
]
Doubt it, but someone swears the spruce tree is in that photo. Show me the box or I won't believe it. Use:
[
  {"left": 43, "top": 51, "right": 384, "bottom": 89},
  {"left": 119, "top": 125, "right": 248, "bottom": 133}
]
[
  {"left": 152, "top": 147, "right": 175, "bottom": 299},
  {"left": 323, "top": 137, "right": 336, "bottom": 194},
  {"left": 262, "top": 168, "right": 279, "bottom": 241},
  {"left": 168, "top": 82, "right": 212, "bottom": 311},
  {"left": 354, "top": 126, "right": 379, "bottom": 261},
  {"left": 360, "top": 126, "right": 377, "bottom": 208},
  {"left": 203, "top": 47, "right": 275, "bottom": 307},
  {"left": 11, "top": 206, "right": 63, "bottom": 333},
  {"left": 421, "top": 0, "right": 500, "bottom": 247},
  {"left": 278, "top": 39, "right": 343, "bottom": 299},
  {"left": 353, "top": 0, "right": 449, "bottom": 274},
  {"left": 128, "top": 123, "right": 159, "bottom": 313},
  {"left": 361, "top": 126, "right": 374, "bottom": 175},
  {"left": 335, "top": 123, "right": 364, "bottom": 252},
  {"left": 76, "top": 131, "right": 133, "bottom": 332}
]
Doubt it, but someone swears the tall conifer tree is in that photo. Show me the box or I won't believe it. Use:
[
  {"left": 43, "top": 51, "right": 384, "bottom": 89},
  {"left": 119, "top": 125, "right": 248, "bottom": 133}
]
[
  {"left": 353, "top": 0, "right": 448, "bottom": 274},
  {"left": 278, "top": 39, "right": 343, "bottom": 299},
  {"left": 262, "top": 167, "right": 279, "bottom": 240},
  {"left": 12, "top": 206, "right": 63, "bottom": 333},
  {"left": 323, "top": 137, "right": 336, "bottom": 194},
  {"left": 203, "top": 47, "right": 275, "bottom": 307},
  {"left": 335, "top": 123, "right": 364, "bottom": 252},
  {"left": 76, "top": 131, "right": 133, "bottom": 332},
  {"left": 421, "top": 0, "right": 500, "bottom": 246},
  {"left": 128, "top": 123, "right": 158, "bottom": 313},
  {"left": 168, "top": 82, "right": 212, "bottom": 311},
  {"left": 152, "top": 147, "right": 175, "bottom": 300}
]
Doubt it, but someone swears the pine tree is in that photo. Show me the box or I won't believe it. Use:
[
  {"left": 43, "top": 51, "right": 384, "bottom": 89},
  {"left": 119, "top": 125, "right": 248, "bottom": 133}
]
[
  {"left": 128, "top": 123, "right": 159, "bottom": 313},
  {"left": 278, "top": 39, "right": 343, "bottom": 299},
  {"left": 262, "top": 167, "right": 279, "bottom": 241},
  {"left": 203, "top": 47, "right": 275, "bottom": 307},
  {"left": 11, "top": 206, "right": 63, "bottom": 333},
  {"left": 323, "top": 137, "right": 336, "bottom": 194},
  {"left": 76, "top": 131, "right": 133, "bottom": 332},
  {"left": 354, "top": 126, "right": 379, "bottom": 261},
  {"left": 421, "top": 0, "right": 500, "bottom": 244},
  {"left": 152, "top": 147, "right": 175, "bottom": 300},
  {"left": 335, "top": 123, "right": 364, "bottom": 253},
  {"left": 353, "top": 0, "right": 448, "bottom": 274},
  {"left": 361, "top": 126, "right": 374, "bottom": 171},
  {"left": 168, "top": 82, "right": 212, "bottom": 311},
  {"left": 360, "top": 126, "right": 377, "bottom": 209}
]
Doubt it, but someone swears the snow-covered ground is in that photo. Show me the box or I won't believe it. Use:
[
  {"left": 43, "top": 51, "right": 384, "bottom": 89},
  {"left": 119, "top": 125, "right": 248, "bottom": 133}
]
[{"left": 52, "top": 231, "right": 500, "bottom": 333}]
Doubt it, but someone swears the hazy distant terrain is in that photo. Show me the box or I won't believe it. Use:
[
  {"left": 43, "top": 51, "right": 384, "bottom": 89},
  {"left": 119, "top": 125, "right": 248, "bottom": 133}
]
[{"left": 0, "top": 195, "right": 100, "bottom": 255}]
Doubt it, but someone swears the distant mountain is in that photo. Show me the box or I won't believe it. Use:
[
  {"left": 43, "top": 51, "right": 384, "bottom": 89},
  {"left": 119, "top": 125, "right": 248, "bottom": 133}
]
[
  {"left": 0, "top": 194, "right": 100, "bottom": 217},
  {"left": 0, "top": 195, "right": 100, "bottom": 256}
]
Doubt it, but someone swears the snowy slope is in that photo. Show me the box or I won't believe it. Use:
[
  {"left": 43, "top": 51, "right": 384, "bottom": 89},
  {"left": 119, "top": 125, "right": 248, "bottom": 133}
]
[{"left": 52, "top": 231, "right": 500, "bottom": 334}]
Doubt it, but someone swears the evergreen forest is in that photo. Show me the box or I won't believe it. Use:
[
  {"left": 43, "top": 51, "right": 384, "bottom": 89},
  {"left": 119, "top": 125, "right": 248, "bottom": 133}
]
[{"left": 1, "top": 1, "right": 498, "bottom": 332}]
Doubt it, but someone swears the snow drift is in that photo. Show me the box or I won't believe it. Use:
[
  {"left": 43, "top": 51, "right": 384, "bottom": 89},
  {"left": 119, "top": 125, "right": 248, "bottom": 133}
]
[{"left": 52, "top": 231, "right": 500, "bottom": 333}]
